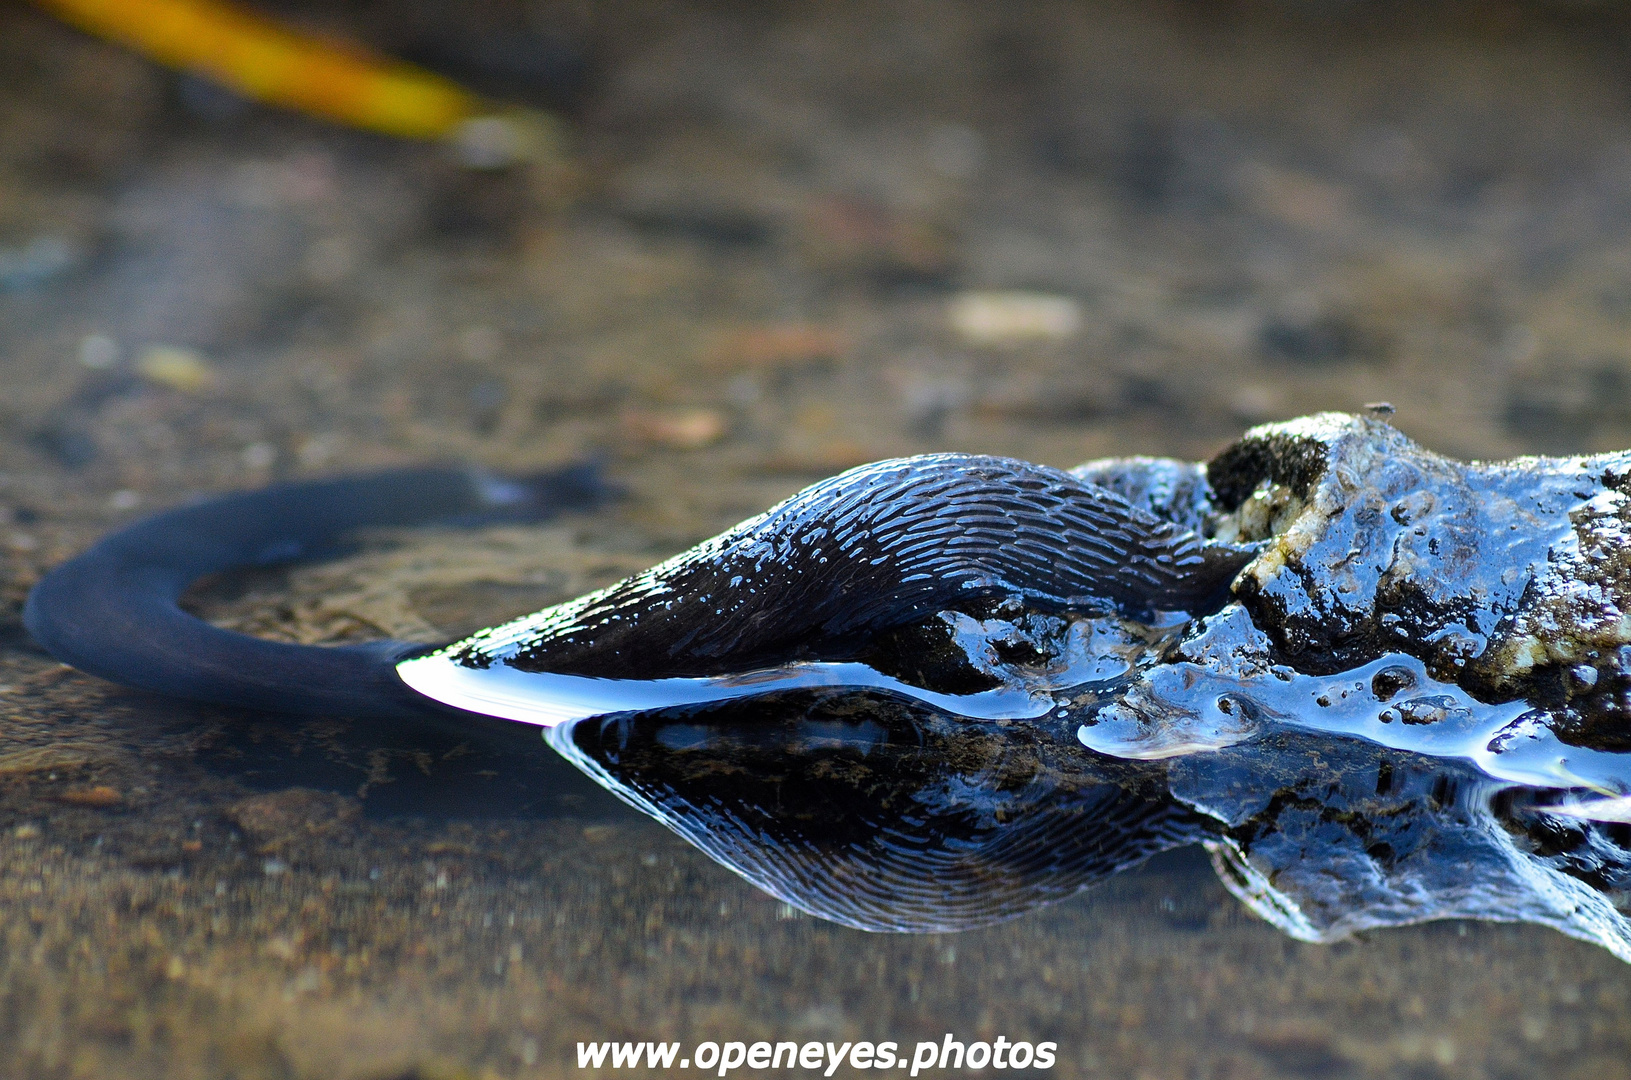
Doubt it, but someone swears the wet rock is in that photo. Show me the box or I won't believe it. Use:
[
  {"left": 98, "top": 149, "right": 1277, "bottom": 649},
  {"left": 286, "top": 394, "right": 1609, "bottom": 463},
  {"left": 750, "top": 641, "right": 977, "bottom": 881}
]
[
  {"left": 1205, "top": 412, "right": 1631, "bottom": 708},
  {"left": 506, "top": 410, "right": 1631, "bottom": 953}
]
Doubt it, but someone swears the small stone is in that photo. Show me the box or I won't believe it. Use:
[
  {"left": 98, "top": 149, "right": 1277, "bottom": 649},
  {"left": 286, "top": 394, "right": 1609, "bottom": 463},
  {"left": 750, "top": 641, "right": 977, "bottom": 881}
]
[
  {"left": 620, "top": 407, "right": 727, "bottom": 450},
  {"left": 77, "top": 333, "right": 120, "bottom": 370},
  {"left": 228, "top": 789, "right": 361, "bottom": 852},
  {"left": 241, "top": 442, "right": 276, "bottom": 470},
  {"left": 706, "top": 324, "right": 848, "bottom": 371},
  {"left": 136, "top": 346, "right": 216, "bottom": 393},
  {"left": 949, "top": 291, "right": 1082, "bottom": 346},
  {"left": 58, "top": 785, "right": 122, "bottom": 808}
]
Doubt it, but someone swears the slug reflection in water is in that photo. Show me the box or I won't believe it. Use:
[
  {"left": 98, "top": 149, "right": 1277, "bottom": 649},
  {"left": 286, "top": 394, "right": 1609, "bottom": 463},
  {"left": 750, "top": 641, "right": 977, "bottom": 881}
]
[{"left": 24, "top": 412, "right": 1631, "bottom": 957}]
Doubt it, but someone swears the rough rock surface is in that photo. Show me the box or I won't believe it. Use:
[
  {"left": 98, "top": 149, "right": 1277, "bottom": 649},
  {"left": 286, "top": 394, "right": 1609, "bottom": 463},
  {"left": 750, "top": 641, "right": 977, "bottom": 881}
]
[{"left": 1204, "top": 413, "right": 1631, "bottom": 746}]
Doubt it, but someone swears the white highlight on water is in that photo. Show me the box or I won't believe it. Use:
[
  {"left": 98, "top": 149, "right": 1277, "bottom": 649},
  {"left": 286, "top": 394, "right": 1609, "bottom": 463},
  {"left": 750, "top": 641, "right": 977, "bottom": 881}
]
[{"left": 395, "top": 652, "right": 1055, "bottom": 728}]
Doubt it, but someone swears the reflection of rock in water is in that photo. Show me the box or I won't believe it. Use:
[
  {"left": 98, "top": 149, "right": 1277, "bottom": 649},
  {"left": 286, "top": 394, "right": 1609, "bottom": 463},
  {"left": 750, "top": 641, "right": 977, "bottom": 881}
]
[
  {"left": 553, "top": 691, "right": 1631, "bottom": 959},
  {"left": 1180, "top": 737, "right": 1631, "bottom": 961},
  {"left": 521, "top": 412, "right": 1631, "bottom": 958}
]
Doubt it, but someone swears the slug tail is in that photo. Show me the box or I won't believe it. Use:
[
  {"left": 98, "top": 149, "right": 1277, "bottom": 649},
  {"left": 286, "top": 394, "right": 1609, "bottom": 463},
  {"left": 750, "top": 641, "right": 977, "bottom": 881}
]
[{"left": 23, "top": 464, "right": 604, "bottom": 718}]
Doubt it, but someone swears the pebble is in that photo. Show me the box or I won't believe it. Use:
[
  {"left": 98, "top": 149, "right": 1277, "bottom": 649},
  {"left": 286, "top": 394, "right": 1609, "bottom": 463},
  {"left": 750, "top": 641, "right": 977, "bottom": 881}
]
[
  {"left": 620, "top": 407, "right": 727, "bottom": 450},
  {"left": 57, "top": 786, "right": 122, "bottom": 808},
  {"left": 77, "top": 334, "right": 120, "bottom": 370},
  {"left": 801, "top": 196, "right": 957, "bottom": 281},
  {"left": 136, "top": 346, "right": 216, "bottom": 393},
  {"left": 706, "top": 324, "right": 848, "bottom": 371},
  {"left": 948, "top": 291, "right": 1082, "bottom": 346}
]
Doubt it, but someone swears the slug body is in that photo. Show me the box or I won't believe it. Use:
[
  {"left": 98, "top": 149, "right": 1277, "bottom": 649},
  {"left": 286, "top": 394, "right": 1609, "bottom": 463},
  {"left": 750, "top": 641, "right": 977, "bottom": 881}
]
[{"left": 397, "top": 454, "right": 1252, "bottom": 725}]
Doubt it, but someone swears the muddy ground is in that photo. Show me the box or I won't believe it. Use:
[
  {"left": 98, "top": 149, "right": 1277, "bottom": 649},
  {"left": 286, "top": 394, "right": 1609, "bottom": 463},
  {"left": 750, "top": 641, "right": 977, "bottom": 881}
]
[{"left": 5, "top": 1, "right": 1631, "bottom": 1076}]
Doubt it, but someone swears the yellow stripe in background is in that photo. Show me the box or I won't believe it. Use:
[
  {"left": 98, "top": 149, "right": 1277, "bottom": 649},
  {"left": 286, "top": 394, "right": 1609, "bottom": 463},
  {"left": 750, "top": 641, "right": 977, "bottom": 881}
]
[{"left": 33, "top": 0, "right": 563, "bottom": 163}]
